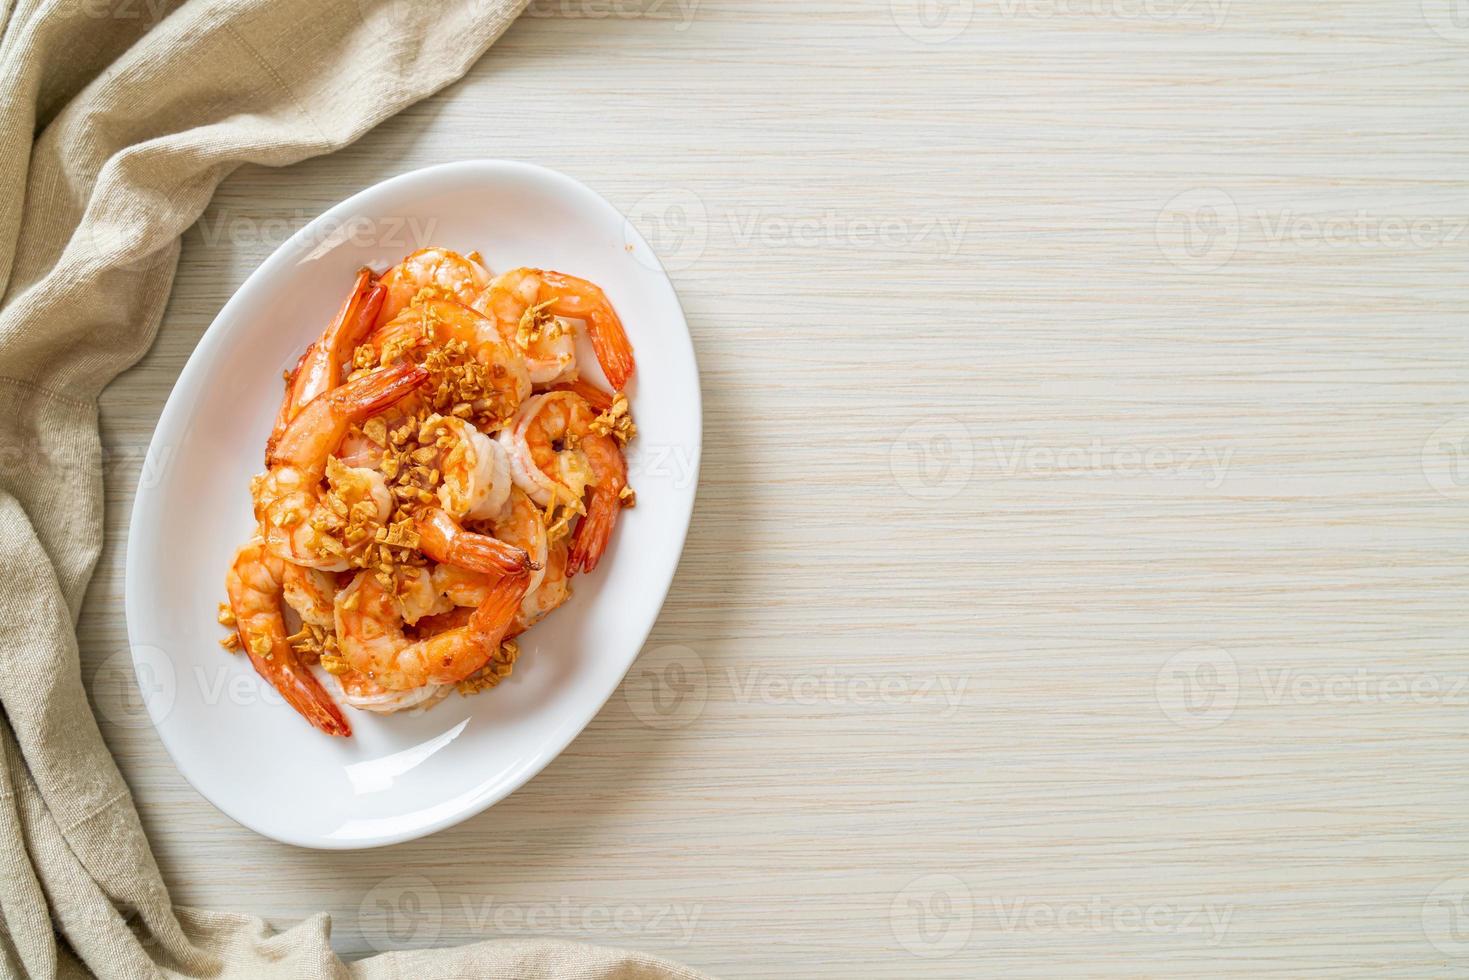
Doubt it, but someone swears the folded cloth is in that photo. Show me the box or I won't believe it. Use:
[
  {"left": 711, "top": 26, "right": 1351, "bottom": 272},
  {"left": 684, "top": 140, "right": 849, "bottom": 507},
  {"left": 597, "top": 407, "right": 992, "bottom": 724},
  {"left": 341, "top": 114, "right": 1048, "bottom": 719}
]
[{"left": 0, "top": 1, "right": 710, "bottom": 977}]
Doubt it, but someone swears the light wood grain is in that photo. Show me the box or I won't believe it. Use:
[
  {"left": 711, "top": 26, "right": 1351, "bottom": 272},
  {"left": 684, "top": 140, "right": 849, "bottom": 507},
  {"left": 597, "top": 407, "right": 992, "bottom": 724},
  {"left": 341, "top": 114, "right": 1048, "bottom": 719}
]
[{"left": 79, "top": 1, "right": 1469, "bottom": 975}]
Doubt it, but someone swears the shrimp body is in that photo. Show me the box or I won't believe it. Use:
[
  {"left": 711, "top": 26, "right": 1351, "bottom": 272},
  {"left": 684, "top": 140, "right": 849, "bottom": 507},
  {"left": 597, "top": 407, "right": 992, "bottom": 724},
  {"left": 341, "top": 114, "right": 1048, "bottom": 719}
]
[
  {"left": 375, "top": 247, "right": 490, "bottom": 326},
  {"left": 497, "top": 391, "right": 594, "bottom": 509},
  {"left": 478, "top": 268, "right": 634, "bottom": 390},
  {"left": 370, "top": 300, "right": 531, "bottom": 425},
  {"left": 420, "top": 415, "right": 512, "bottom": 522},
  {"left": 499, "top": 391, "right": 627, "bottom": 574},
  {"left": 281, "top": 563, "right": 338, "bottom": 628},
  {"left": 256, "top": 459, "right": 391, "bottom": 571},
  {"left": 493, "top": 488, "right": 550, "bottom": 600},
  {"left": 439, "top": 541, "right": 570, "bottom": 635},
  {"left": 472, "top": 272, "right": 577, "bottom": 385},
  {"left": 227, "top": 539, "right": 350, "bottom": 736},
  {"left": 335, "top": 566, "right": 528, "bottom": 691},
  {"left": 322, "top": 565, "right": 454, "bottom": 713},
  {"left": 254, "top": 365, "right": 427, "bottom": 569}
]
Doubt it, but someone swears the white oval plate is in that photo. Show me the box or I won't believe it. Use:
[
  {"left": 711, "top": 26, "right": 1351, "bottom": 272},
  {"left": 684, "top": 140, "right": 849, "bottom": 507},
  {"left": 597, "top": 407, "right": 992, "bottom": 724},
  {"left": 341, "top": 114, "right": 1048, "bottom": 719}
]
[{"left": 125, "top": 161, "right": 700, "bottom": 849}]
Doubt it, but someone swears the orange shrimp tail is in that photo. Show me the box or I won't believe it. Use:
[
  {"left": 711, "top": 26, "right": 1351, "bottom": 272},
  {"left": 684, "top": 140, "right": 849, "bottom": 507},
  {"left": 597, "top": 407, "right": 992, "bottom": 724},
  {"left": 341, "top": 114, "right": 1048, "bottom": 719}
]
[
  {"left": 551, "top": 378, "right": 614, "bottom": 413},
  {"left": 268, "top": 363, "right": 426, "bottom": 468},
  {"left": 592, "top": 331, "right": 635, "bottom": 392},
  {"left": 416, "top": 507, "right": 536, "bottom": 575},
  {"left": 330, "top": 361, "right": 429, "bottom": 415},
  {"left": 267, "top": 344, "right": 317, "bottom": 464},
  {"left": 266, "top": 269, "right": 377, "bottom": 458},
  {"left": 468, "top": 570, "right": 531, "bottom": 640},
  {"left": 250, "top": 653, "right": 352, "bottom": 737},
  {"left": 586, "top": 312, "right": 635, "bottom": 392},
  {"left": 326, "top": 277, "right": 385, "bottom": 375},
  {"left": 323, "top": 268, "right": 374, "bottom": 361},
  {"left": 419, "top": 571, "right": 528, "bottom": 687},
  {"left": 567, "top": 490, "right": 619, "bottom": 576},
  {"left": 539, "top": 270, "right": 635, "bottom": 391}
]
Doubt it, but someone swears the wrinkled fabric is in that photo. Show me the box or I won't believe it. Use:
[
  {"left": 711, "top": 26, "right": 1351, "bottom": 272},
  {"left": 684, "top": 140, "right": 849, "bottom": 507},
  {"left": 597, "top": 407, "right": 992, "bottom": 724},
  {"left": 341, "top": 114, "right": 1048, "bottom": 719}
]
[{"left": 0, "top": 2, "right": 710, "bottom": 977}]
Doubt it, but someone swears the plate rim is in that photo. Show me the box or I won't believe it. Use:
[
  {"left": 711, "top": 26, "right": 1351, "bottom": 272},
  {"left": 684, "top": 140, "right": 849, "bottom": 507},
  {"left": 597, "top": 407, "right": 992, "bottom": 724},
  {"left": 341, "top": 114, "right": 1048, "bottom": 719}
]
[{"left": 123, "top": 159, "right": 702, "bottom": 849}]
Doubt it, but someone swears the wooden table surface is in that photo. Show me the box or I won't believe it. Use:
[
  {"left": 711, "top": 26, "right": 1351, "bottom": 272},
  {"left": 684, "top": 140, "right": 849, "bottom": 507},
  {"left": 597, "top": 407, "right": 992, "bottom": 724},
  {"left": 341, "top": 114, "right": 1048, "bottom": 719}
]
[{"left": 80, "top": 1, "right": 1469, "bottom": 975}]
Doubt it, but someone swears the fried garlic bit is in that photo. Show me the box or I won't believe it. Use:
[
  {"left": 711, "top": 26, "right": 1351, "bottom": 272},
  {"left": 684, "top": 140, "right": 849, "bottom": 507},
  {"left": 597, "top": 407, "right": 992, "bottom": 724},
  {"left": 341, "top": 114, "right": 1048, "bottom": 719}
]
[
  {"left": 319, "top": 652, "right": 352, "bottom": 676},
  {"left": 589, "top": 393, "right": 637, "bottom": 446},
  {"left": 423, "top": 339, "right": 511, "bottom": 427},
  {"left": 287, "top": 623, "right": 337, "bottom": 666},
  {"left": 588, "top": 395, "right": 637, "bottom": 508},
  {"left": 456, "top": 640, "right": 520, "bottom": 696},
  {"left": 217, "top": 602, "right": 241, "bottom": 650},
  {"left": 545, "top": 501, "right": 577, "bottom": 541},
  {"left": 516, "top": 299, "right": 565, "bottom": 351},
  {"left": 410, "top": 284, "right": 457, "bottom": 308}
]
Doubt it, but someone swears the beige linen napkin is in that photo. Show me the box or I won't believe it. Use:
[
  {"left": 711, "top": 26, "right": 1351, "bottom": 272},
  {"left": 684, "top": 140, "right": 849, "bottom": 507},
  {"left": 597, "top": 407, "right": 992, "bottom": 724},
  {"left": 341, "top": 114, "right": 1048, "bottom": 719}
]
[{"left": 0, "top": 1, "right": 710, "bottom": 977}]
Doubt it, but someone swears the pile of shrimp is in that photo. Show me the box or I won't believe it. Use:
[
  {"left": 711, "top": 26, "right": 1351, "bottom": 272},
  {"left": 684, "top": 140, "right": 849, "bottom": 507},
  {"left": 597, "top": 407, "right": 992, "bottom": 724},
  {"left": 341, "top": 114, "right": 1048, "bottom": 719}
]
[{"left": 219, "top": 248, "right": 637, "bottom": 737}]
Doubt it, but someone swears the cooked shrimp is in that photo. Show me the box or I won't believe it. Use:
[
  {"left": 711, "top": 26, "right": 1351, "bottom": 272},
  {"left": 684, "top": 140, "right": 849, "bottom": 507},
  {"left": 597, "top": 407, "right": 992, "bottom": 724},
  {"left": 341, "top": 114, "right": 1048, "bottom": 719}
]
[
  {"left": 335, "top": 566, "right": 529, "bottom": 690},
  {"left": 436, "top": 541, "right": 569, "bottom": 636},
  {"left": 472, "top": 273, "right": 576, "bottom": 385},
  {"left": 227, "top": 539, "right": 350, "bottom": 736},
  {"left": 326, "top": 602, "right": 492, "bottom": 713},
  {"left": 477, "top": 268, "right": 634, "bottom": 390},
  {"left": 434, "top": 488, "right": 550, "bottom": 616},
  {"left": 375, "top": 247, "right": 490, "bottom": 326},
  {"left": 318, "top": 564, "right": 455, "bottom": 714},
  {"left": 419, "top": 414, "right": 512, "bottom": 521},
  {"left": 269, "top": 268, "right": 385, "bottom": 461},
  {"left": 259, "top": 459, "right": 392, "bottom": 572},
  {"left": 369, "top": 299, "right": 531, "bottom": 425},
  {"left": 499, "top": 390, "right": 628, "bottom": 574},
  {"left": 223, "top": 252, "right": 646, "bottom": 735},
  {"left": 281, "top": 563, "right": 337, "bottom": 628},
  {"left": 254, "top": 364, "right": 427, "bottom": 570}
]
